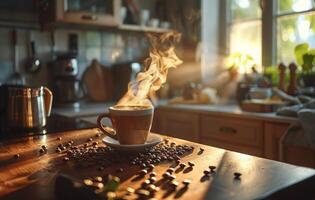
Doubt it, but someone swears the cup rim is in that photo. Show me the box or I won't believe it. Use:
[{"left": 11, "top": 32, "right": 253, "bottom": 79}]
[{"left": 109, "top": 106, "right": 153, "bottom": 116}]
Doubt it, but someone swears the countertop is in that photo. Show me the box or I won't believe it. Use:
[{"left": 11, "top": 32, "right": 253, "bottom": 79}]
[
  {"left": 157, "top": 103, "right": 298, "bottom": 124},
  {"left": 1, "top": 129, "right": 315, "bottom": 200}
]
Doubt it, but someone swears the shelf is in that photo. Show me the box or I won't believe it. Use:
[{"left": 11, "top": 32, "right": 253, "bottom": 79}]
[{"left": 119, "top": 24, "right": 171, "bottom": 33}]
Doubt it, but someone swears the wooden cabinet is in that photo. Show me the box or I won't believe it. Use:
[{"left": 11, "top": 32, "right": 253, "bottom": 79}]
[
  {"left": 55, "top": 0, "right": 120, "bottom": 26},
  {"left": 200, "top": 115, "right": 264, "bottom": 156},
  {"left": 152, "top": 109, "right": 199, "bottom": 142},
  {"left": 264, "top": 122, "right": 315, "bottom": 168}
]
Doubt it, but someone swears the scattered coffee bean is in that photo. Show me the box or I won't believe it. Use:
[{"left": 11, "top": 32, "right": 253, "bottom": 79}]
[
  {"left": 167, "top": 168, "right": 175, "bottom": 174},
  {"left": 136, "top": 189, "right": 150, "bottom": 198},
  {"left": 41, "top": 145, "right": 47, "bottom": 150},
  {"left": 126, "top": 187, "right": 135, "bottom": 194},
  {"left": 182, "top": 179, "right": 191, "bottom": 187},
  {"left": 92, "top": 141, "right": 98, "bottom": 146},
  {"left": 204, "top": 169, "right": 211, "bottom": 175},
  {"left": 140, "top": 169, "right": 148, "bottom": 176},
  {"left": 170, "top": 180, "right": 179, "bottom": 188},
  {"left": 234, "top": 172, "right": 242, "bottom": 179},
  {"left": 117, "top": 168, "right": 124, "bottom": 173},
  {"left": 169, "top": 175, "right": 176, "bottom": 181},
  {"left": 164, "top": 139, "right": 169, "bottom": 144},
  {"left": 148, "top": 164, "right": 155, "bottom": 170},
  {"left": 149, "top": 172, "right": 157, "bottom": 177},
  {"left": 94, "top": 176, "right": 102, "bottom": 182},
  {"left": 57, "top": 137, "right": 62, "bottom": 141},
  {"left": 13, "top": 154, "right": 20, "bottom": 159},
  {"left": 39, "top": 148, "right": 46, "bottom": 154},
  {"left": 188, "top": 161, "right": 195, "bottom": 167},
  {"left": 170, "top": 142, "right": 176, "bottom": 146},
  {"left": 83, "top": 179, "right": 93, "bottom": 186},
  {"left": 107, "top": 192, "right": 116, "bottom": 199},
  {"left": 55, "top": 148, "right": 62, "bottom": 153},
  {"left": 148, "top": 184, "right": 157, "bottom": 192},
  {"left": 96, "top": 133, "right": 101, "bottom": 137},
  {"left": 87, "top": 138, "right": 93, "bottom": 142},
  {"left": 209, "top": 166, "right": 216, "bottom": 172},
  {"left": 200, "top": 147, "right": 204, "bottom": 152},
  {"left": 163, "top": 172, "right": 171, "bottom": 179},
  {"left": 141, "top": 180, "right": 151, "bottom": 188},
  {"left": 63, "top": 157, "right": 69, "bottom": 161},
  {"left": 149, "top": 176, "right": 157, "bottom": 183},
  {"left": 179, "top": 163, "right": 186, "bottom": 168},
  {"left": 84, "top": 143, "right": 88, "bottom": 148}
]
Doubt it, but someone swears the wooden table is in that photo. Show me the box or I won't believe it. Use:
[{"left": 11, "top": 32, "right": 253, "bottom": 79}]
[{"left": 1, "top": 128, "right": 315, "bottom": 200}]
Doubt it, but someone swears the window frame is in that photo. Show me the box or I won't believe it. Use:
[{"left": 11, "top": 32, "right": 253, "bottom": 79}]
[{"left": 222, "top": 0, "right": 315, "bottom": 68}]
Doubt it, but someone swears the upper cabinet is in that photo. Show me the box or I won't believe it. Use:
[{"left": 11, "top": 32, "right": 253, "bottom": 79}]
[{"left": 52, "top": 0, "right": 120, "bottom": 27}]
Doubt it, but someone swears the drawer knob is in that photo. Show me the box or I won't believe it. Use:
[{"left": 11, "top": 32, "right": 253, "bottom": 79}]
[
  {"left": 81, "top": 15, "right": 98, "bottom": 20},
  {"left": 219, "top": 126, "right": 237, "bottom": 134}
]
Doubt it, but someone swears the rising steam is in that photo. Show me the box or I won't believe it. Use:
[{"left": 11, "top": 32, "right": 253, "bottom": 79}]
[{"left": 116, "top": 32, "right": 183, "bottom": 107}]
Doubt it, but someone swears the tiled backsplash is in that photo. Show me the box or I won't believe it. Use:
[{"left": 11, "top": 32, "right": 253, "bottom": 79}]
[{"left": 0, "top": 27, "right": 149, "bottom": 86}]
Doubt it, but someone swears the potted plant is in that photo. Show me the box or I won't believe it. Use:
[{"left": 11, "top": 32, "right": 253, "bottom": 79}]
[{"left": 294, "top": 43, "right": 315, "bottom": 87}]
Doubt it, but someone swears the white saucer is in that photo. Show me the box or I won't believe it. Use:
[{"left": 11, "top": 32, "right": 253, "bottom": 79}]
[{"left": 102, "top": 134, "right": 162, "bottom": 152}]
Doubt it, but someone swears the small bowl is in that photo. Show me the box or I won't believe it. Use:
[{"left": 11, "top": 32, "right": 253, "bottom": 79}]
[{"left": 249, "top": 88, "right": 272, "bottom": 100}]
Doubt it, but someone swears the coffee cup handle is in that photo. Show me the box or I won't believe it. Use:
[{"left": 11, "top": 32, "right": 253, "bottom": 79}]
[{"left": 97, "top": 113, "right": 117, "bottom": 140}]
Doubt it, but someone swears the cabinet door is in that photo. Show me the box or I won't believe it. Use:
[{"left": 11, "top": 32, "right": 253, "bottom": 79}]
[
  {"left": 154, "top": 110, "right": 199, "bottom": 142},
  {"left": 56, "top": 0, "right": 120, "bottom": 26},
  {"left": 264, "top": 122, "right": 315, "bottom": 168}
]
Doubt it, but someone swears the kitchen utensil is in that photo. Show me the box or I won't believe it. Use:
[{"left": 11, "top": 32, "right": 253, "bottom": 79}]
[
  {"left": 82, "top": 59, "right": 113, "bottom": 101},
  {"left": 26, "top": 40, "right": 41, "bottom": 73},
  {"left": 53, "top": 76, "right": 86, "bottom": 104},
  {"left": 0, "top": 85, "right": 53, "bottom": 129},
  {"left": 53, "top": 53, "right": 78, "bottom": 77},
  {"left": 102, "top": 134, "right": 162, "bottom": 152},
  {"left": 7, "top": 30, "right": 24, "bottom": 85},
  {"left": 241, "top": 99, "right": 285, "bottom": 113}
]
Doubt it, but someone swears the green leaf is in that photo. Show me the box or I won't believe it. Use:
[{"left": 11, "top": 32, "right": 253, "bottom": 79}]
[
  {"left": 302, "top": 53, "right": 314, "bottom": 72},
  {"left": 295, "top": 43, "right": 309, "bottom": 66}
]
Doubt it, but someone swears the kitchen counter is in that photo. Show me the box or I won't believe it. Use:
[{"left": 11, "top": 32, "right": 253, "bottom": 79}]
[
  {"left": 0, "top": 129, "right": 315, "bottom": 199},
  {"left": 157, "top": 102, "right": 298, "bottom": 124}
]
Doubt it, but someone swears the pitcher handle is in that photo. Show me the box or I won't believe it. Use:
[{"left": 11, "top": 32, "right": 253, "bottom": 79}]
[
  {"left": 43, "top": 87, "right": 53, "bottom": 117},
  {"left": 97, "top": 113, "right": 117, "bottom": 140}
]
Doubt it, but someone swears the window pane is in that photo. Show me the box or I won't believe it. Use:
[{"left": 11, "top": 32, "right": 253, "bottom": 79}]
[
  {"left": 231, "top": 0, "right": 261, "bottom": 21},
  {"left": 230, "top": 21, "right": 262, "bottom": 73},
  {"left": 278, "top": 0, "right": 315, "bottom": 14},
  {"left": 277, "top": 13, "right": 315, "bottom": 63}
]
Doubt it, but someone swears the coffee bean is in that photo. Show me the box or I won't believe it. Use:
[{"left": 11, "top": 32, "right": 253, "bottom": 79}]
[
  {"left": 140, "top": 169, "right": 148, "bottom": 176},
  {"left": 167, "top": 168, "right": 175, "bottom": 174},
  {"left": 83, "top": 179, "right": 93, "bottom": 186},
  {"left": 141, "top": 180, "right": 150, "bottom": 188},
  {"left": 96, "top": 133, "right": 101, "bottom": 137},
  {"left": 180, "top": 163, "right": 186, "bottom": 168},
  {"left": 149, "top": 177, "right": 157, "bottom": 183},
  {"left": 200, "top": 147, "right": 204, "bottom": 151},
  {"left": 39, "top": 148, "right": 46, "bottom": 154},
  {"left": 188, "top": 161, "right": 195, "bottom": 167},
  {"left": 209, "top": 166, "right": 216, "bottom": 172},
  {"left": 148, "top": 184, "right": 157, "bottom": 192},
  {"left": 164, "top": 139, "right": 169, "bottom": 144},
  {"left": 94, "top": 176, "right": 102, "bottom": 182},
  {"left": 126, "top": 187, "right": 135, "bottom": 194},
  {"left": 92, "top": 141, "right": 98, "bottom": 146},
  {"left": 136, "top": 189, "right": 150, "bottom": 197},
  {"left": 117, "top": 168, "right": 124, "bottom": 173},
  {"left": 106, "top": 192, "right": 116, "bottom": 199},
  {"left": 148, "top": 164, "right": 155, "bottom": 170},
  {"left": 149, "top": 172, "right": 157, "bottom": 177},
  {"left": 234, "top": 172, "right": 242, "bottom": 179},
  {"left": 41, "top": 145, "right": 47, "bottom": 150},
  {"left": 57, "top": 137, "right": 62, "bottom": 141},
  {"left": 63, "top": 157, "right": 69, "bottom": 161},
  {"left": 87, "top": 138, "right": 93, "bottom": 142},
  {"left": 14, "top": 154, "right": 20, "bottom": 159},
  {"left": 204, "top": 169, "right": 211, "bottom": 175},
  {"left": 55, "top": 148, "right": 62, "bottom": 153},
  {"left": 169, "top": 175, "right": 176, "bottom": 181},
  {"left": 163, "top": 172, "right": 171, "bottom": 179},
  {"left": 170, "top": 180, "right": 179, "bottom": 188},
  {"left": 182, "top": 179, "right": 191, "bottom": 186}
]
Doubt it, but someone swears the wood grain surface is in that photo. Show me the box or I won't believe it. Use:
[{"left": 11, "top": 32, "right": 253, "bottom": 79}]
[{"left": 1, "top": 128, "right": 315, "bottom": 200}]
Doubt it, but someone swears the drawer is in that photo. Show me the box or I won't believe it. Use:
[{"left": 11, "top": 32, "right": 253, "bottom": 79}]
[{"left": 200, "top": 115, "right": 263, "bottom": 148}]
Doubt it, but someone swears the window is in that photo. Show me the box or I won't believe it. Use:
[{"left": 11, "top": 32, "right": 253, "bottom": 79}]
[
  {"left": 227, "top": 0, "right": 262, "bottom": 73},
  {"left": 276, "top": 0, "right": 315, "bottom": 63},
  {"left": 226, "top": 0, "right": 315, "bottom": 67}
]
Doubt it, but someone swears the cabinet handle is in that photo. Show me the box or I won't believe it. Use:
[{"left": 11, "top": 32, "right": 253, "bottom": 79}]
[
  {"left": 219, "top": 126, "right": 237, "bottom": 134},
  {"left": 81, "top": 15, "right": 98, "bottom": 20}
]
